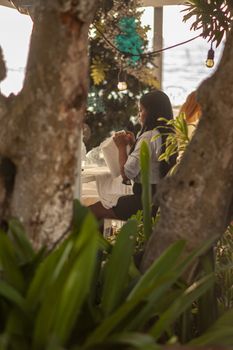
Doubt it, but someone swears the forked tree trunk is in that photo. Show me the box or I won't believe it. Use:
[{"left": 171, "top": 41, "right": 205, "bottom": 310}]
[
  {"left": 0, "top": 0, "right": 98, "bottom": 248},
  {"left": 142, "top": 27, "right": 233, "bottom": 271}
]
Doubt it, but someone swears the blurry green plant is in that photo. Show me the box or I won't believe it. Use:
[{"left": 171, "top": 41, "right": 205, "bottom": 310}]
[
  {"left": 1, "top": 201, "right": 233, "bottom": 349},
  {"left": 152, "top": 113, "right": 195, "bottom": 175},
  {"left": 0, "top": 140, "right": 233, "bottom": 349}
]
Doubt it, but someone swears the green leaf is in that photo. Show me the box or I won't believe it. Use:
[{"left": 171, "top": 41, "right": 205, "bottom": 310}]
[
  {"left": 84, "top": 281, "right": 158, "bottom": 348},
  {"left": 8, "top": 218, "right": 35, "bottom": 263},
  {"left": 27, "top": 203, "right": 92, "bottom": 310},
  {"left": 52, "top": 214, "right": 99, "bottom": 343},
  {"left": 148, "top": 274, "right": 215, "bottom": 339},
  {"left": 0, "top": 231, "right": 25, "bottom": 292},
  {"left": 140, "top": 141, "right": 152, "bottom": 239},
  {"left": 189, "top": 308, "right": 233, "bottom": 346},
  {"left": 32, "top": 212, "right": 99, "bottom": 349},
  {"left": 26, "top": 238, "right": 73, "bottom": 310},
  {"left": 106, "top": 332, "right": 161, "bottom": 349},
  {"left": 101, "top": 220, "right": 138, "bottom": 316},
  {"left": 125, "top": 236, "right": 219, "bottom": 332},
  {"left": 72, "top": 199, "right": 90, "bottom": 234},
  {"left": 84, "top": 241, "right": 186, "bottom": 348},
  {"left": 0, "top": 280, "right": 26, "bottom": 311},
  {"left": 128, "top": 240, "right": 186, "bottom": 300}
]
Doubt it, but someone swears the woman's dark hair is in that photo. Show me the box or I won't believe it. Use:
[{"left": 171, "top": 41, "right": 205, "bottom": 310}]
[{"left": 138, "top": 90, "right": 177, "bottom": 178}]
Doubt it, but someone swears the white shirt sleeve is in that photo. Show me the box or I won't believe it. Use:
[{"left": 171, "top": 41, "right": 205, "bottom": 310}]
[{"left": 124, "top": 130, "right": 161, "bottom": 181}]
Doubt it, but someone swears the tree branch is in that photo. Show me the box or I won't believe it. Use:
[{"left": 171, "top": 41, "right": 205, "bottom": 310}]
[{"left": 0, "top": 0, "right": 98, "bottom": 247}]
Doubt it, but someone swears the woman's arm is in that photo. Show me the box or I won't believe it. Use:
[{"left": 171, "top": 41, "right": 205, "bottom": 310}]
[
  {"left": 118, "top": 144, "right": 129, "bottom": 181},
  {"left": 113, "top": 133, "right": 131, "bottom": 181}
]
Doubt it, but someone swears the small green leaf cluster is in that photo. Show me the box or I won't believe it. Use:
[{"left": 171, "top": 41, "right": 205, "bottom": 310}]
[
  {"left": 152, "top": 113, "right": 193, "bottom": 175},
  {"left": 182, "top": 1, "right": 233, "bottom": 47}
]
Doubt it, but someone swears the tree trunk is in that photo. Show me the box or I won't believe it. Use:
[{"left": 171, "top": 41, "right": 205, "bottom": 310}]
[
  {"left": 142, "top": 27, "right": 233, "bottom": 271},
  {"left": 0, "top": 0, "right": 98, "bottom": 248}
]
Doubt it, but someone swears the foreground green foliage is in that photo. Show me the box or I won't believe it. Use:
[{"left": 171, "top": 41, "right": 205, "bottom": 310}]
[{"left": 0, "top": 200, "right": 233, "bottom": 349}]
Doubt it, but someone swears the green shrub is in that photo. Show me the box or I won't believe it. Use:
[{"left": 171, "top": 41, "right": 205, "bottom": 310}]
[
  {"left": 1, "top": 202, "right": 233, "bottom": 349},
  {"left": 0, "top": 139, "right": 232, "bottom": 349}
]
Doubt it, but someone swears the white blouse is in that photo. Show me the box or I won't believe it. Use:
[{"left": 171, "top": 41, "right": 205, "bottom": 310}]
[{"left": 124, "top": 129, "right": 161, "bottom": 184}]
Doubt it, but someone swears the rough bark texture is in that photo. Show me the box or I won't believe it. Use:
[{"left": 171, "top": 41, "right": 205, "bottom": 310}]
[
  {"left": 141, "top": 28, "right": 233, "bottom": 271},
  {"left": 0, "top": 0, "right": 98, "bottom": 248}
]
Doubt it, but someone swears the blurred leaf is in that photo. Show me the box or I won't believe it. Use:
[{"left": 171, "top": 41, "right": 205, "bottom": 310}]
[
  {"left": 8, "top": 219, "right": 35, "bottom": 264},
  {"left": 91, "top": 57, "right": 109, "bottom": 85},
  {"left": 189, "top": 308, "right": 233, "bottom": 346},
  {"left": 128, "top": 240, "right": 186, "bottom": 300},
  {"left": 33, "top": 212, "right": 99, "bottom": 348},
  {"left": 26, "top": 238, "right": 73, "bottom": 310},
  {"left": 140, "top": 141, "right": 152, "bottom": 239},
  {"left": 0, "top": 280, "right": 26, "bottom": 311},
  {"left": 84, "top": 240, "right": 186, "bottom": 348},
  {"left": 106, "top": 332, "right": 161, "bottom": 349},
  {"left": 101, "top": 220, "right": 138, "bottom": 316},
  {"left": 149, "top": 274, "right": 215, "bottom": 339},
  {"left": 0, "top": 231, "right": 25, "bottom": 292},
  {"left": 72, "top": 199, "right": 90, "bottom": 235},
  {"left": 52, "top": 214, "right": 99, "bottom": 344}
]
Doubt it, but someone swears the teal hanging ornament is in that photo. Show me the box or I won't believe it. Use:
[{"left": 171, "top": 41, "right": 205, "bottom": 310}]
[{"left": 115, "top": 16, "right": 143, "bottom": 65}]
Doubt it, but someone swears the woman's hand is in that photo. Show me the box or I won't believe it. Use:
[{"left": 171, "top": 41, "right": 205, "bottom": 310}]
[
  {"left": 113, "top": 130, "right": 135, "bottom": 148},
  {"left": 113, "top": 132, "right": 129, "bottom": 149},
  {"left": 125, "top": 131, "right": 135, "bottom": 146}
]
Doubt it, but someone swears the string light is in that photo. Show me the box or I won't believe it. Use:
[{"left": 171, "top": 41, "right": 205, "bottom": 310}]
[
  {"left": 117, "top": 81, "right": 128, "bottom": 91},
  {"left": 206, "top": 42, "right": 215, "bottom": 68},
  {"left": 117, "top": 64, "right": 127, "bottom": 91},
  {"left": 93, "top": 24, "right": 201, "bottom": 59}
]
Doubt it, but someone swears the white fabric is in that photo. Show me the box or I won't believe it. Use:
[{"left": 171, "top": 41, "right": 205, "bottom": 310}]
[
  {"left": 124, "top": 129, "right": 161, "bottom": 184},
  {"left": 95, "top": 173, "right": 132, "bottom": 209},
  {"left": 101, "top": 135, "right": 130, "bottom": 177}
]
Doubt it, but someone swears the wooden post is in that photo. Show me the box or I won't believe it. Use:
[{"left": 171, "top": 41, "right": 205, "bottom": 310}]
[{"left": 153, "top": 6, "right": 163, "bottom": 87}]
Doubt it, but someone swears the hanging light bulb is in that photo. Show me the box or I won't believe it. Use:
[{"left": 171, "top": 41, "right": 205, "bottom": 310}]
[
  {"left": 117, "top": 62, "right": 128, "bottom": 91},
  {"left": 117, "top": 81, "right": 128, "bottom": 91},
  {"left": 206, "top": 43, "right": 215, "bottom": 68}
]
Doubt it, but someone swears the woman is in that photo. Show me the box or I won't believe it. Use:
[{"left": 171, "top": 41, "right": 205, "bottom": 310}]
[
  {"left": 179, "top": 90, "right": 202, "bottom": 123},
  {"left": 88, "top": 90, "right": 175, "bottom": 225}
]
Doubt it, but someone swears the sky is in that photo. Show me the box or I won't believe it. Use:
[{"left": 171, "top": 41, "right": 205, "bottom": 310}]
[
  {"left": 0, "top": 4, "right": 224, "bottom": 103},
  {"left": 0, "top": 6, "right": 32, "bottom": 95},
  {"left": 141, "top": 6, "right": 224, "bottom": 105}
]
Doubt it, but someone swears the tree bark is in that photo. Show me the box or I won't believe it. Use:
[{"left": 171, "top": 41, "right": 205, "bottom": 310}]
[
  {"left": 141, "top": 27, "right": 233, "bottom": 271},
  {"left": 0, "top": 0, "right": 98, "bottom": 248}
]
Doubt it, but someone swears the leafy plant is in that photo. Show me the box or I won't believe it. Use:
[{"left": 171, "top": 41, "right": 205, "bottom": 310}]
[
  {"left": 1, "top": 201, "right": 233, "bottom": 349},
  {"left": 140, "top": 140, "right": 152, "bottom": 239},
  {"left": 182, "top": 0, "right": 233, "bottom": 47},
  {"left": 90, "top": 57, "right": 110, "bottom": 85},
  {"left": 152, "top": 113, "right": 195, "bottom": 175},
  {"left": 0, "top": 145, "right": 232, "bottom": 349}
]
